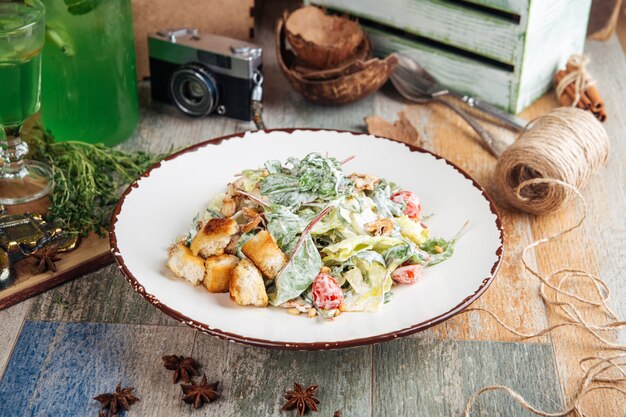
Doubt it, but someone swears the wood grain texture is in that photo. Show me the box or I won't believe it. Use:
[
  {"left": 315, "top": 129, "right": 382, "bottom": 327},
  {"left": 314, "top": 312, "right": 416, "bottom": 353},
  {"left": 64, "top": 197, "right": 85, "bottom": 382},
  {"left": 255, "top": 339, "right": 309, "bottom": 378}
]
[
  {"left": 0, "top": 321, "right": 197, "bottom": 417},
  {"left": 0, "top": 300, "right": 32, "bottom": 381},
  {"left": 373, "top": 338, "right": 563, "bottom": 416},
  {"left": 192, "top": 333, "right": 371, "bottom": 416},
  {"left": 618, "top": 5, "right": 626, "bottom": 53},
  {"left": 0, "top": 233, "right": 111, "bottom": 311},
  {"left": 527, "top": 36, "right": 626, "bottom": 417},
  {"left": 27, "top": 265, "right": 181, "bottom": 326},
  {"left": 0, "top": 2, "right": 621, "bottom": 416},
  {"left": 309, "top": 0, "right": 521, "bottom": 64},
  {"left": 587, "top": 0, "right": 623, "bottom": 40}
]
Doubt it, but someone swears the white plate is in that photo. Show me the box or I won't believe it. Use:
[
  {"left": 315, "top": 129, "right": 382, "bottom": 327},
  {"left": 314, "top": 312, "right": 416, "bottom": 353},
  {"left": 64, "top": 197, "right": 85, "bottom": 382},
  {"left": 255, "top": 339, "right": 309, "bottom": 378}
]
[{"left": 111, "top": 129, "right": 503, "bottom": 350}]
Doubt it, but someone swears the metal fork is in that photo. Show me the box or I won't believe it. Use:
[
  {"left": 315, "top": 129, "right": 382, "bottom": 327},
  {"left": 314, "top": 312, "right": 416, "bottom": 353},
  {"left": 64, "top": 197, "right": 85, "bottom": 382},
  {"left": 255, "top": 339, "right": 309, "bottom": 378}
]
[
  {"left": 393, "top": 54, "right": 527, "bottom": 131},
  {"left": 390, "top": 67, "right": 509, "bottom": 157}
]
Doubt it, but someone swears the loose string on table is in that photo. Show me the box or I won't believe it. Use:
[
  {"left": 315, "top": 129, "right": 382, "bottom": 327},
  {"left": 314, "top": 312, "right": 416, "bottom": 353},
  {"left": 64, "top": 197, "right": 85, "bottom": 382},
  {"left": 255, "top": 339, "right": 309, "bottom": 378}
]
[{"left": 461, "top": 179, "right": 625, "bottom": 417}]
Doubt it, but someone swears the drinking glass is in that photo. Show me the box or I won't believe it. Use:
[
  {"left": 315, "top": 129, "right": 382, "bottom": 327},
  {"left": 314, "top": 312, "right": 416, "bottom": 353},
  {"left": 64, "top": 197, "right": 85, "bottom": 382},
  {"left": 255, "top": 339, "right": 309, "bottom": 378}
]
[{"left": 0, "top": 0, "right": 52, "bottom": 204}]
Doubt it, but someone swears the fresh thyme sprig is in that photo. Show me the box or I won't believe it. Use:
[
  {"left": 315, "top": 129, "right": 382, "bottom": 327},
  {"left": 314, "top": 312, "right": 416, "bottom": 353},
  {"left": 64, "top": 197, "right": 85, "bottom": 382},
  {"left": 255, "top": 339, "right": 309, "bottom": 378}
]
[{"left": 24, "top": 124, "right": 168, "bottom": 237}]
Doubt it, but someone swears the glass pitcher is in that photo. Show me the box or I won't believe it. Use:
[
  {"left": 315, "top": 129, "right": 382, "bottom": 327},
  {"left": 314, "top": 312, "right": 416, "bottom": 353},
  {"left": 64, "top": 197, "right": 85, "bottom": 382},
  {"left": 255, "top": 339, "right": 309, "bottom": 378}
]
[{"left": 40, "top": 0, "right": 139, "bottom": 145}]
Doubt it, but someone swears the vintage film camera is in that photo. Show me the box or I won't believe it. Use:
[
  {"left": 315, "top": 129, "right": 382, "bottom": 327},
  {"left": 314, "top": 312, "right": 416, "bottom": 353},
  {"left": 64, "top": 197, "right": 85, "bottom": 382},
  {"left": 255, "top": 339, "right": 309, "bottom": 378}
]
[{"left": 148, "top": 28, "right": 263, "bottom": 121}]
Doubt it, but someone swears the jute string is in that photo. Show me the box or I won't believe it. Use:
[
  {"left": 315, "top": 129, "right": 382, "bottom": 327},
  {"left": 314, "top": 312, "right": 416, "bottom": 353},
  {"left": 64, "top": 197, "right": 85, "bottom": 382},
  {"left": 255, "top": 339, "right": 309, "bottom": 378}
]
[
  {"left": 555, "top": 55, "right": 596, "bottom": 108},
  {"left": 461, "top": 108, "right": 624, "bottom": 415}
]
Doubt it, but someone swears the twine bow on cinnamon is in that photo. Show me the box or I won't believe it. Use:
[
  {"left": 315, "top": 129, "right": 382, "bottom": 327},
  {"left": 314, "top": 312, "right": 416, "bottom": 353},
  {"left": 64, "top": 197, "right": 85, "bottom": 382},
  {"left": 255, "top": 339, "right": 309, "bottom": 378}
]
[{"left": 555, "top": 55, "right": 606, "bottom": 122}]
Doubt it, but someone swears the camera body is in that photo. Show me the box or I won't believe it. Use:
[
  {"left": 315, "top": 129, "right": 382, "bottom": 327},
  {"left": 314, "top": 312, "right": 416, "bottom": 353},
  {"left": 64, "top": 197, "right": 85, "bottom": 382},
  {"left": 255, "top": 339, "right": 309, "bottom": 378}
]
[{"left": 148, "top": 29, "right": 263, "bottom": 121}]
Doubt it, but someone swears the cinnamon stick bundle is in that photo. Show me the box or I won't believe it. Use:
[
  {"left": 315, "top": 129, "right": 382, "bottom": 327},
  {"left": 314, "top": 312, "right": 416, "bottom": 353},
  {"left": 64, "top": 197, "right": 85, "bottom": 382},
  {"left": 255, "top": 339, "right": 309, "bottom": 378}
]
[{"left": 554, "top": 67, "right": 606, "bottom": 122}]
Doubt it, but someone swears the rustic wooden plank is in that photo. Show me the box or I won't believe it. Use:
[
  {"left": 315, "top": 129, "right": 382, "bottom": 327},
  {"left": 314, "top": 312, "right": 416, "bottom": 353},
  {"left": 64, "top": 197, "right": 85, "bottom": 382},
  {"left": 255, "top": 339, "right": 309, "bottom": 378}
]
[
  {"left": 517, "top": 0, "right": 591, "bottom": 111},
  {"left": 0, "top": 233, "right": 111, "bottom": 311},
  {"left": 0, "top": 300, "right": 32, "bottom": 380},
  {"left": 461, "top": 0, "right": 529, "bottom": 15},
  {"left": 587, "top": 0, "right": 623, "bottom": 40},
  {"left": 27, "top": 265, "right": 180, "bottom": 326},
  {"left": 192, "top": 333, "right": 372, "bottom": 416},
  {"left": 617, "top": 5, "right": 626, "bottom": 53},
  {"left": 367, "top": 27, "right": 516, "bottom": 111},
  {"left": 373, "top": 338, "right": 563, "bottom": 416},
  {"left": 525, "top": 35, "right": 626, "bottom": 417},
  {"left": 0, "top": 320, "right": 58, "bottom": 415},
  {"left": 309, "top": 0, "right": 522, "bottom": 64},
  {"left": 0, "top": 321, "right": 197, "bottom": 417}
]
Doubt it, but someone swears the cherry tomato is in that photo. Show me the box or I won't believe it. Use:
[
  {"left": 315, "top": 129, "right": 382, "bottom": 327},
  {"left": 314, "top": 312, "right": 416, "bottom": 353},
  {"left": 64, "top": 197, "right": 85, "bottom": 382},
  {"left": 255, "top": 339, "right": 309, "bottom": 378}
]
[
  {"left": 391, "top": 264, "right": 423, "bottom": 285},
  {"left": 312, "top": 273, "right": 344, "bottom": 310},
  {"left": 391, "top": 191, "right": 421, "bottom": 220}
]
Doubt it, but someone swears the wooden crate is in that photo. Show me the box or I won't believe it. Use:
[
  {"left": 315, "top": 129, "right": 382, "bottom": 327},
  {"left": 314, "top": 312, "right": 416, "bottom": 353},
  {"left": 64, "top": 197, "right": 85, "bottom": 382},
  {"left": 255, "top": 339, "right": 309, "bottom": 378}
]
[
  {"left": 131, "top": 0, "right": 256, "bottom": 80},
  {"left": 306, "top": 0, "right": 591, "bottom": 113}
]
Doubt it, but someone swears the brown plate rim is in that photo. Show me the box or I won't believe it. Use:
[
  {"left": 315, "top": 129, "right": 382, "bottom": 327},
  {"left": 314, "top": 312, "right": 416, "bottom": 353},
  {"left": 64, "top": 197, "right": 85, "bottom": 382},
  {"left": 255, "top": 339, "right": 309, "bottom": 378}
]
[{"left": 109, "top": 128, "right": 504, "bottom": 350}]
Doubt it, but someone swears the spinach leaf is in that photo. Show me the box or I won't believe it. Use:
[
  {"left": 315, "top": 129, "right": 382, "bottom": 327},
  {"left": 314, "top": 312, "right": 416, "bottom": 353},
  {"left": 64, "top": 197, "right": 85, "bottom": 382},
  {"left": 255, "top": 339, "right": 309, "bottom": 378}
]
[
  {"left": 264, "top": 160, "right": 283, "bottom": 174},
  {"left": 420, "top": 221, "right": 468, "bottom": 266},
  {"left": 371, "top": 180, "right": 404, "bottom": 218},
  {"left": 205, "top": 208, "right": 224, "bottom": 219},
  {"left": 269, "top": 234, "right": 322, "bottom": 306},
  {"left": 421, "top": 237, "right": 456, "bottom": 266},
  {"left": 236, "top": 231, "right": 256, "bottom": 259},
  {"left": 265, "top": 206, "right": 308, "bottom": 254},
  {"left": 268, "top": 205, "right": 333, "bottom": 306},
  {"left": 260, "top": 173, "right": 316, "bottom": 207},
  {"left": 185, "top": 213, "right": 202, "bottom": 247},
  {"left": 260, "top": 153, "right": 353, "bottom": 208}
]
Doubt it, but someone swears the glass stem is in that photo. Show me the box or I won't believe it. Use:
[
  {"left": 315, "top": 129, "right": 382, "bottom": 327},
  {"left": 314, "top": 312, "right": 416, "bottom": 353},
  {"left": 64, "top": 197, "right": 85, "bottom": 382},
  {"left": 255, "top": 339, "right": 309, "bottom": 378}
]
[{"left": 1, "top": 125, "right": 28, "bottom": 177}]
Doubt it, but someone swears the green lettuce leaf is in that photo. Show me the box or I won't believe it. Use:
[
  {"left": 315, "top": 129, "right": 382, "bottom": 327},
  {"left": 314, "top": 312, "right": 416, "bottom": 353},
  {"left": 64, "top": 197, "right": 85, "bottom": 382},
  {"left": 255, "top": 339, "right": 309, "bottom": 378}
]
[
  {"left": 395, "top": 215, "right": 430, "bottom": 245},
  {"left": 322, "top": 235, "right": 403, "bottom": 263}
]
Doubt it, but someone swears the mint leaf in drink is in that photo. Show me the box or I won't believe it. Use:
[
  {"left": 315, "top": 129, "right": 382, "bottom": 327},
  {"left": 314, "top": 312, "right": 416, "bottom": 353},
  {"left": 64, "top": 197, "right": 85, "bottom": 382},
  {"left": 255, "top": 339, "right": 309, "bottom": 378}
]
[{"left": 64, "top": 0, "right": 101, "bottom": 15}]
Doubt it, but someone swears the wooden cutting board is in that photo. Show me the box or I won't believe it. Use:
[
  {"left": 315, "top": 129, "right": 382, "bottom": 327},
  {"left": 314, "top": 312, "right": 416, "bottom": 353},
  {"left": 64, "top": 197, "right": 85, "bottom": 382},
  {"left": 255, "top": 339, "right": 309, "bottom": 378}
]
[{"left": 0, "top": 197, "right": 112, "bottom": 310}]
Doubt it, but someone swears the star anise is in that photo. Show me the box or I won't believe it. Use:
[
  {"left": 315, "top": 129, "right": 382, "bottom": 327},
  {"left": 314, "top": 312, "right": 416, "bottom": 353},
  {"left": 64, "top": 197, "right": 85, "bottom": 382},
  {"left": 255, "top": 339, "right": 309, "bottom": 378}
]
[
  {"left": 93, "top": 384, "right": 139, "bottom": 417},
  {"left": 33, "top": 246, "right": 61, "bottom": 273},
  {"left": 282, "top": 383, "right": 320, "bottom": 416},
  {"left": 181, "top": 374, "right": 220, "bottom": 408},
  {"left": 162, "top": 354, "right": 201, "bottom": 383}
]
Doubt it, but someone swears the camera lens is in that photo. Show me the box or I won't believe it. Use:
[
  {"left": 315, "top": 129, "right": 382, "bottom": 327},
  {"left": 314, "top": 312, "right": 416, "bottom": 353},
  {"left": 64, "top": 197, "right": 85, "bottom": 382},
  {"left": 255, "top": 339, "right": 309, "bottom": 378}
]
[{"left": 168, "top": 63, "right": 218, "bottom": 117}]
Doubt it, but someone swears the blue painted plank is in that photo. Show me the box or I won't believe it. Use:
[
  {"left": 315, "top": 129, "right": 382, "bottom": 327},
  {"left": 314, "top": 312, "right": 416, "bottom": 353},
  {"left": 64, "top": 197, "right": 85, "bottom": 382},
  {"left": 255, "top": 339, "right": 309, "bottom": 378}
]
[
  {"left": 373, "top": 338, "right": 564, "bottom": 416},
  {"left": 0, "top": 321, "right": 196, "bottom": 417},
  {"left": 0, "top": 321, "right": 58, "bottom": 416}
]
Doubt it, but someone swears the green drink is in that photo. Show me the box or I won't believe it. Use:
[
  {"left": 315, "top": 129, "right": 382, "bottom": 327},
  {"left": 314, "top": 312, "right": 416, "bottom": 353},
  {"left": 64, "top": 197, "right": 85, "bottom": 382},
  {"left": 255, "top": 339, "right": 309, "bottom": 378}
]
[
  {"left": 41, "top": 0, "right": 138, "bottom": 145},
  {"left": 0, "top": 2, "right": 44, "bottom": 126},
  {"left": 0, "top": 0, "right": 53, "bottom": 205}
]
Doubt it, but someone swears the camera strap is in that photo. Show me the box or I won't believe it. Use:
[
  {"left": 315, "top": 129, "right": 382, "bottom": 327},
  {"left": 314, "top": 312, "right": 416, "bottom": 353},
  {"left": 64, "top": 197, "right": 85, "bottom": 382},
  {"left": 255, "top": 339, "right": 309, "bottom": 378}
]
[{"left": 251, "top": 70, "right": 266, "bottom": 130}]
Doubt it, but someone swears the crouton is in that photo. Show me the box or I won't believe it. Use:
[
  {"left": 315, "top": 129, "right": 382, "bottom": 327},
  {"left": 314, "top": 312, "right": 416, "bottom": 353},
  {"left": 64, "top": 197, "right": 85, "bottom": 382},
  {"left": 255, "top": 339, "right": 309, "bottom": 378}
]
[
  {"left": 190, "top": 217, "right": 239, "bottom": 258},
  {"left": 241, "top": 230, "right": 288, "bottom": 279},
  {"left": 229, "top": 258, "right": 268, "bottom": 307},
  {"left": 167, "top": 243, "right": 205, "bottom": 286},
  {"left": 348, "top": 173, "right": 380, "bottom": 191},
  {"left": 203, "top": 254, "right": 239, "bottom": 293}
]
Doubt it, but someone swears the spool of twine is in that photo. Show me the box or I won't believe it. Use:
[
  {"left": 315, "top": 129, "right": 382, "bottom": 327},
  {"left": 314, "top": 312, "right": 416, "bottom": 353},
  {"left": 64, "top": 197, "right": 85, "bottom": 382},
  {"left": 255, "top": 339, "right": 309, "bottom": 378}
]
[{"left": 495, "top": 107, "right": 609, "bottom": 215}]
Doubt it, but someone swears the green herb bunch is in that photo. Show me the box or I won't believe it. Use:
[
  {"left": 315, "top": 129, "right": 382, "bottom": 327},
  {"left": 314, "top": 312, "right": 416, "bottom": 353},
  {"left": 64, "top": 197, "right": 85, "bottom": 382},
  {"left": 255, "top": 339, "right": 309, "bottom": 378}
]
[{"left": 24, "top": 124, "right": 167, "bottom": 237}]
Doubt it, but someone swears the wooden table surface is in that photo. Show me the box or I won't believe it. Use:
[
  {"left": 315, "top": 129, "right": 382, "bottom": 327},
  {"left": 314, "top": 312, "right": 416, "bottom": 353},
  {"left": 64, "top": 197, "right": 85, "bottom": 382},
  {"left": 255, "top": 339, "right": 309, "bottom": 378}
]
[{"left": 1, "top": 1, "right": 624, "bottom": 416}]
